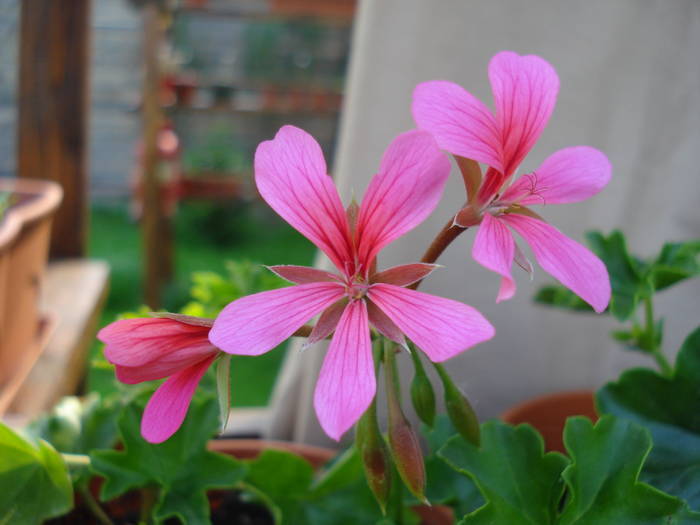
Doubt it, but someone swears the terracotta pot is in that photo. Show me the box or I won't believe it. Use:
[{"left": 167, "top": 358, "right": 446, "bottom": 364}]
[
  {"left": 501, "top": 390, "right": 598, "bottom": 453},
  {"left": 0, "top": 178, "right": 62, "bottom": 410}
]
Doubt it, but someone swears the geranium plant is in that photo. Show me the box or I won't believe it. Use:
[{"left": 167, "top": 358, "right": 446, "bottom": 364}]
[{"left": 1, "top": 51, "right": 698, "bottom": 525}]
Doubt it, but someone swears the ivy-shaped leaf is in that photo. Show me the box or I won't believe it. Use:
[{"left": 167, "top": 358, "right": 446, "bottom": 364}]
[
  {"left": 597, "top": 326, "right": 700, "bottom": 511},
  {"left": 585, "top": 230, "right": 649, "bottom": 320},
  {"left": 422, "top": 415, "right": 483, "bottom": 517},
  {"left": 650, "top": 240, "right": 700, "bottom": 291},
  {"left": 559, "top": 416, "right": 682, "bottom": 524},
  {"left": 439, "top": 421, "right": 569, "bottom": 524},
  {"left": 90, "top": 394, "right": 247, "bottom": 524},
  {"left": 0, "top": 423, "right": 73, "bottom": 524},
  {"left": 243, "top": 449, "right": 314, "bottom": 523}
]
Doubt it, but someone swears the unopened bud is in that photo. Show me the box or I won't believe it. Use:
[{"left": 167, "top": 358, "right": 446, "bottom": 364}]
[
  {"left": 356, "top": 401, "right": 390, "bottom": 513},
  {"left": 387, "top": 413, "right": 426, "bottom": 503},
  {"left": 384, "top": 341, "right": 427, "bottom": 502},
  {"left": 409, "top": 346, "right": 436, "bottom": 428},
  {"left": 434, "top": 362, "right": 480, "bottom": 446}
]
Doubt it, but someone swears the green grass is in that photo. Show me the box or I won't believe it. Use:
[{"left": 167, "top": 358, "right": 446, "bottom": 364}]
[{"left": 87, "top": 199, "right": 315, "bottom": 406}]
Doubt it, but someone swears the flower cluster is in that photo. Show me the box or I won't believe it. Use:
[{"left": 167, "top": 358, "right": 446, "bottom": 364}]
[{"left": 98, "top": 51, "right": 611, "bottom": 445}]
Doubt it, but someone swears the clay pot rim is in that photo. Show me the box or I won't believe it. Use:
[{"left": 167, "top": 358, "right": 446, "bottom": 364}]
[
  {"left": 208, "top": 438, "right": 337, "bottom": 470},
  {"left": 500, "top": 389, "right": 597, "bottom": 424},
  {"left": 0, "top": 178, "right": 63, "bottom": 249}
]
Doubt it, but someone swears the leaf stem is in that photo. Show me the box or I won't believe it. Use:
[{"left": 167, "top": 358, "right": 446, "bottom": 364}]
[
  {"left": 61, "top": 453, "right": 91, "bottom": 467},
  {"left": 79, "top": 485, "right": 115, "bottom": 525},
  {"left": 643, "top": 297, "right": 673, "bottom": 377},
  {"left": 139, "top": 486, "right": 158, "bottom": 525}
]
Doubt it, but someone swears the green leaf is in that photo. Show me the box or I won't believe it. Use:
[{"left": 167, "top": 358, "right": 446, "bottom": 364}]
[
  {"left": 0, "top": 423, "right": 73, "bottom": 524},
  {"left": 421, "top": 416, "right": 482, "bottom": 517},
  {"left": 90, "top": 394, "right": 247, "bottom": 524},
  {"left": 244, "top": 448, "right": 314, "bottom": 523},
  {"left": 26, "top": 393, "right": 120, "bottom": 485},
  {"left": 534, "top": 285, "right": 594, "bottom": 312},
  {"left": 597, "top": 326, "right": 700, "bottom": 511},
  {"left": 585, "top": 230, "right": 648, "bottom": 320},
  {"left": 439, "top": 420, "right": 568, "bottom": 524},
  {"left": 650, "top": 240, "right": 700, "bottom": 291},
  {"left": 559, "top": 416, "right": 683, "bottom": 524}
]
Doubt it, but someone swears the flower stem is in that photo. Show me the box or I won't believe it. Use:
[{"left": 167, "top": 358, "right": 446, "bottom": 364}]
[
  {"left": 643, "top": 296, "right": 673, "bottom": 377},
  {"left": 79, "top": 484, "right": 115, "bottom": 525},
  {"left": 409, "top": 218, "right": 467, "bottom": 290}
]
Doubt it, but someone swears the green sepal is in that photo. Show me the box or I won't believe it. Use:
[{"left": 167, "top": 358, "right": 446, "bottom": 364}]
[
  {"left": 216, "top": 354, "right": 232, "bottom": 432},
  {"left": 89, "top": 394, "right": 247, "bottom": 524},
  {"left": 0, "top": 423, "right": 73, "bottom": 524}
]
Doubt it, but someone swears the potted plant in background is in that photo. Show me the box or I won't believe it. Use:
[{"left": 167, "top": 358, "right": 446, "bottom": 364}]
[{"left": 0, "top": 177, "right": 62, "bottom": 415}]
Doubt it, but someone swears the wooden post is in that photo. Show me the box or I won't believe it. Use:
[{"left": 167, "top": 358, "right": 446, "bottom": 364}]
[
  {"left": 141, "top": 5, "right": 169, "bottom": 308},
  {"left": 16, "top": 0, "right": 92, "bottom": 258}
]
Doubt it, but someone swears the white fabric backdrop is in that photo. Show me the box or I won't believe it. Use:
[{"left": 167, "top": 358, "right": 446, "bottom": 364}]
[{"left": 265, "top": 0, "right": 700, "bottom": 447}]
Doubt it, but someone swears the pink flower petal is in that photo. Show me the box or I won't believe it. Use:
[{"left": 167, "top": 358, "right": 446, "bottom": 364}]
[
  {"left": 355, "top": 130, "right": 451, "bottom": 270},
  {"left": 488, "top": 51, "right": 559, "bottom": 176},
  {"left": 267, "top": 265, "right": 340, "bottom": 284},
  {"left": 114, "top": 347, "right": 215, "bottom": 384},
  {"left": 209, "top": 282, "right": 345, "bottom": 355},
  {"left": 472, "top": 213, "right": 516, "bottom": 302},
  {"left": 255, "top": 126, "right": 353, "bottom": 273},
  {"left": 367, "top": 284, "right": 495, "bottom": 363},
  {"left": 412, "top": 81, "right": 502, "bottom": 171},
  {"left": 313, "top": 300, "right": 375, "bottom": 441},
  {"left": 367, "top": 300, "right": 405, "bottom": 345},
  {"left": 141, "top": 354, "right": 217, "bottom": 443},
  {"left": 371, "top": 263, "right": 440, "bottom": 287},
  {"left": 306, "top": 298, "right": 348, "bottom": 346},
  {"left": 500, "top": 146, "right": 612, "bottom": 206},
  {"left": 500, "top": 213, "right": 610, "bottom": 312},
  {"left": 99, "top": 318, "right": 213, "bottom": 368}
]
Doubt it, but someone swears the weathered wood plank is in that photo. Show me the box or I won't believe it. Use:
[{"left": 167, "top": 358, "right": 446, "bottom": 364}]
[
  {"left": 7, "top": 259, "right": 109, "bottom": 418},
  {"left": 16, "top": 0, "right": 92, "bottom": 258}
]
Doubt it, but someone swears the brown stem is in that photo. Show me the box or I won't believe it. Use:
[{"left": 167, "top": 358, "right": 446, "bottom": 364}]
[{"left": 408, "top": 218, "right": 468, "bottom": 290}]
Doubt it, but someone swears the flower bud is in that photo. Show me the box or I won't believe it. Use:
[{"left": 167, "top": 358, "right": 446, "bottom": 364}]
[
  {"left": 384, "top": 342, "right": 427, "bottom": 502},
  {"left": 387, "top": 413, "right": 426, "bottom": 503},
  {"left": 409, "top": 346, "right": 436, "bottom": 428},
  {"left": 434, "top": 362, "right": 480, "bottom": 446},
  {"left": 356, "top": 401, "right": 390, "bottom": 514}
]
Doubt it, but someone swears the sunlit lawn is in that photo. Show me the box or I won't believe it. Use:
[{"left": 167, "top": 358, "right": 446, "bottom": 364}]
[{"left": 87, "top": 199, "right": 315, "bottom": 406}]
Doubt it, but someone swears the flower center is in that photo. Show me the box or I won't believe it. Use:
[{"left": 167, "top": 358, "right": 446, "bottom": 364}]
[{"left": 345, "top": 279, "right": 369, "bottom": 300}]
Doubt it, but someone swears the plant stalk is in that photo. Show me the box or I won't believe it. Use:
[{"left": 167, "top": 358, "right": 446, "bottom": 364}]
[
  {"left": 643, "top": 296, "right": 673, "bottom": 377},
  {"left": 79, "top": 485, "right": 115, "bottom": 525}
]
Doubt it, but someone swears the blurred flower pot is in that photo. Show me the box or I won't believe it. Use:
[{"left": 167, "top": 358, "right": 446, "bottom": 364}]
[
  {"left": 501, "top": 390, "right": 597, "bottom": 453},
  {"left": 0, "top": 178, "right": 62, "bottom": 414}
]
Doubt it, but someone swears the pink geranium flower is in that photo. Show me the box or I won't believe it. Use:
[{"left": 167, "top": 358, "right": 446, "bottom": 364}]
[
  {"left": 412, "top": 51, "right": 611, "bottom": 312},
  {"left": 98, "top": 314, "right": 218, "bottom": 443},
  {"left": 209, "top": 125, "right": 494, "bottom": 440}
]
